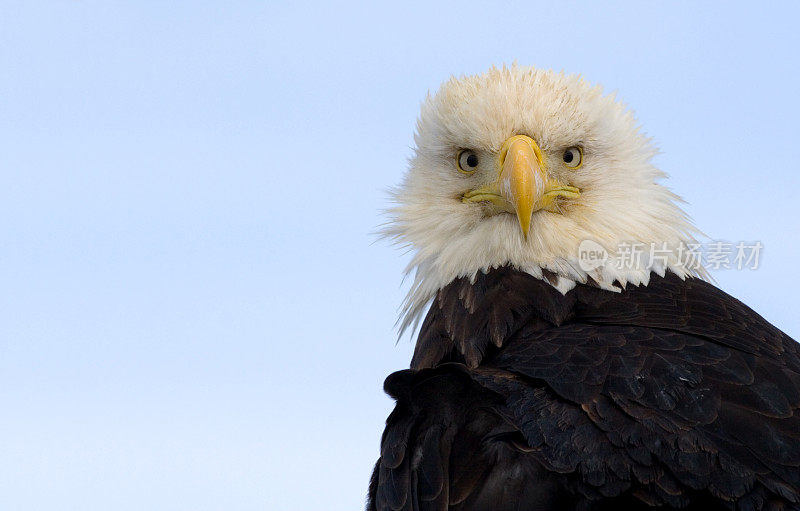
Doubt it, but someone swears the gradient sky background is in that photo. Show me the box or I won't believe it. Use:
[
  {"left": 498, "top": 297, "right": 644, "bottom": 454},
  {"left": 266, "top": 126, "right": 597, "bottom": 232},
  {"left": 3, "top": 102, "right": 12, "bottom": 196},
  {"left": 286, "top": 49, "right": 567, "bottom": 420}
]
[{"left": 1, "top": 2, "right": 799, "bottom": 510}]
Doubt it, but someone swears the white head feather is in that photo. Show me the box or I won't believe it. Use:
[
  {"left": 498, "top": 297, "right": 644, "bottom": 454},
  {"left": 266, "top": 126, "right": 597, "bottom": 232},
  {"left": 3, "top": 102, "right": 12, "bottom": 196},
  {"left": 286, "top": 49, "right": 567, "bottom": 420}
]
[{"left": 385, "top": 65, "right": 707, "bottom": 335}]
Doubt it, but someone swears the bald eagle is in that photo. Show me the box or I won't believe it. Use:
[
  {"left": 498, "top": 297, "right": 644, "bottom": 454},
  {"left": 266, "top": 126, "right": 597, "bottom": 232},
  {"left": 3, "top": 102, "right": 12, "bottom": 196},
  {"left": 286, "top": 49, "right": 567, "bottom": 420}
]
[{"left": 367, "top": 66, "right": 800, "bottom": 511}]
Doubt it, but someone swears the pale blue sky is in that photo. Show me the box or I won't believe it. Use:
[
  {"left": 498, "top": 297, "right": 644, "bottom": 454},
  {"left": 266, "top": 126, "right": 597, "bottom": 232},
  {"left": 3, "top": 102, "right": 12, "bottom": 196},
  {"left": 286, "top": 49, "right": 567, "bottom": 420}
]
[{"left": 1, "top": 2, "right": 799, "bottom": 510}]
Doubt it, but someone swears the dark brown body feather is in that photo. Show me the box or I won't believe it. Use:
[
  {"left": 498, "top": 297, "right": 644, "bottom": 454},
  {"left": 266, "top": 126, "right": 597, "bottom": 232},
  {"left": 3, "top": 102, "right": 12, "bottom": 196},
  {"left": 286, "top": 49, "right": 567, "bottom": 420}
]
[{"left": 368, "top": 267, "right": 800, "bottom": 510}]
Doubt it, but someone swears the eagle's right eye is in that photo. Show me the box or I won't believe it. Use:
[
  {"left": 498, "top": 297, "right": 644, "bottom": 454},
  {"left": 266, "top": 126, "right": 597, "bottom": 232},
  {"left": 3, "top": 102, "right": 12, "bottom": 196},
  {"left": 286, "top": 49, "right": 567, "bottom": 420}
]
[{"left": 457, "top": 150, "right": 479, "bottom": 173}]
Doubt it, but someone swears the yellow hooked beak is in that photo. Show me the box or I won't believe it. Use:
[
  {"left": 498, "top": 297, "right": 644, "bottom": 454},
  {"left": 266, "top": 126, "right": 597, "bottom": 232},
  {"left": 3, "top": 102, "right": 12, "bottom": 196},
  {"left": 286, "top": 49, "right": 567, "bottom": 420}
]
[{"left": 462, "top": 135, "right": 580, "bottom": 238}]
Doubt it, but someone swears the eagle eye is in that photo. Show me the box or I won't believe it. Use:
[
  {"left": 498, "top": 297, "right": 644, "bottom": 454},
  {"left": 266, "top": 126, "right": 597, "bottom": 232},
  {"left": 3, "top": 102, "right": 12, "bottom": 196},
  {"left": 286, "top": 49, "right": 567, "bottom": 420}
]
[
  {"left": 563, "top": 147, "right": 583, "bottom": 168},
  {"left": 457, "top": 150, "right": 479, "bottom": 173}
]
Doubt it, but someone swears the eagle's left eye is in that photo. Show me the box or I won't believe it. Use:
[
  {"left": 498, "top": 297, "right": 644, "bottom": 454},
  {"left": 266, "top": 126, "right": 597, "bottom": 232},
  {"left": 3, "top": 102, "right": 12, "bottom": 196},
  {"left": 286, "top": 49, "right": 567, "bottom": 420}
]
[{"left": 563, "top": 147, "right": 583, "bottom": 168}]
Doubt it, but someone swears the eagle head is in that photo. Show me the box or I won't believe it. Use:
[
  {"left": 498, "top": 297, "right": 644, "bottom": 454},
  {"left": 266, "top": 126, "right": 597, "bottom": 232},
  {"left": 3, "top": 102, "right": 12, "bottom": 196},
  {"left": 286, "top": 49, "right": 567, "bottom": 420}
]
[{"left": 386, "top": 65, "right": 707, "bottom": 334}]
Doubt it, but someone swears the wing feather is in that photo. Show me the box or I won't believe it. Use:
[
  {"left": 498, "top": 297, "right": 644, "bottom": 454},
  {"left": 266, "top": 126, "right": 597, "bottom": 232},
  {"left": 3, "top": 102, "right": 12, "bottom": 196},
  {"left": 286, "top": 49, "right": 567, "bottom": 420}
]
[{"left": 370, "top": 268, "right": 800, "bottom": 509}]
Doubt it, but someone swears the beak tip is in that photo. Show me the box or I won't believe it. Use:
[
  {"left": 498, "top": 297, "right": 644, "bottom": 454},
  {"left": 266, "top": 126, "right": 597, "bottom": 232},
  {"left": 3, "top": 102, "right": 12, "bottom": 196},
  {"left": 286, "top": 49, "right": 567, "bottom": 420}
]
[{"left": 518, "top": 219, "right": 531, "bottom": 240}]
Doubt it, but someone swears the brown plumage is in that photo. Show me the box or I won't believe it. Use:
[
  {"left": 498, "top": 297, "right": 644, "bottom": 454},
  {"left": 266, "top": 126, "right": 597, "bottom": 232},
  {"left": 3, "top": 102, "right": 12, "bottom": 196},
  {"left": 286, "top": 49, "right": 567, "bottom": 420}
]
[{"left": 368, "top": 267, "right": 800, "bottom": 510}]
